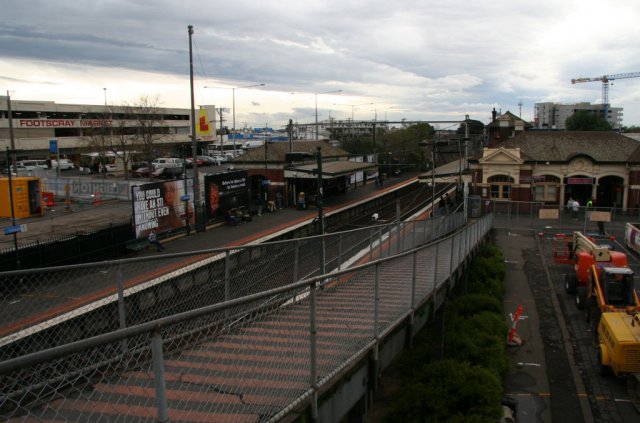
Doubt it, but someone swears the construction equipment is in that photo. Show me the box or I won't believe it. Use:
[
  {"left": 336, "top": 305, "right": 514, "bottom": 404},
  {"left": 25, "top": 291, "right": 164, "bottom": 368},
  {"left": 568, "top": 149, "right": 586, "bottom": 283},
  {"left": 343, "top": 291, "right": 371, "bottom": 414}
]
[
  {"left": 585, "top": 264, "right": 639, "bottom": 322},
  {"left": 597, "top": 311, "right": 640, "bottom": 412},
  {"left": 571, "top": 72, "right": 640, "bottom": 120},
  {"left": 553, "top": 231, "right": 628, "bottom": 309},
  {"left": 554, "top": 231, "right": 640, "bottom": 410}
]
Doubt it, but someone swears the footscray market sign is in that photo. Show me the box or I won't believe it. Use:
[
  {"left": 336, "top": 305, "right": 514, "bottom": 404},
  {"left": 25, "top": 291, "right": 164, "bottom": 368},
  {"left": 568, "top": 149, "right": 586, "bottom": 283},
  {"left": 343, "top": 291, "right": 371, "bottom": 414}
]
[{"left": 18, "top": 119, "right": 112, "bottom": 127}]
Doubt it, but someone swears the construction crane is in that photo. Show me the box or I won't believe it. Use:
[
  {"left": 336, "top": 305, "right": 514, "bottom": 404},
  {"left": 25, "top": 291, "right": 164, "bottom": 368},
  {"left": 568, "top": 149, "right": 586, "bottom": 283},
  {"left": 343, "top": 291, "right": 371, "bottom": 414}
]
[{"left": 571, "top": 72, "right": 640, "bottom": 121}]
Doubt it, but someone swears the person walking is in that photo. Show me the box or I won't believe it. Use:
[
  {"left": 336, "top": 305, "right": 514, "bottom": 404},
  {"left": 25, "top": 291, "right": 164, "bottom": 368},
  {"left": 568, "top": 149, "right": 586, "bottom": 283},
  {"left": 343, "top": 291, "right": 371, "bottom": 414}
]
[
  {"left": 275, "top": 191, "right": 282, "bottom": 209},
  {"left": 571, "top": 198, "right": 580, "bottom": 219},
  {"left": 147, "top": 230, "right": 165, "bottom": 252}
]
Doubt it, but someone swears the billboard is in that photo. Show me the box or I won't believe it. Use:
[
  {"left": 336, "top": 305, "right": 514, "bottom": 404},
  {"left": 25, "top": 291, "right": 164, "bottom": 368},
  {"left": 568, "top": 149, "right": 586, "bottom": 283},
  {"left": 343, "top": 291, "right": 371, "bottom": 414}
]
[
  {"left": 205, "top": 170, "right": 249, "bottom": 219},
  {"left": 196, "top": 106, "right": 217, "bottom": 141},
  {"left": 132, "top": 180, "right": 195, "bottom": 239}
]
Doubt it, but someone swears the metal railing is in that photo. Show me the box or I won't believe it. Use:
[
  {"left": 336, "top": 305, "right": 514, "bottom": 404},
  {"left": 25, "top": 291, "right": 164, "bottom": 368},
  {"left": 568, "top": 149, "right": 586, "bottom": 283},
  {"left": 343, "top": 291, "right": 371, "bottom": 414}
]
[
  {"left": 0, "top": 212, "right": 466, "bottom": 361},
  {"left": 479, "top": 198, "right": 640, "bottom": 236},
  {"left": 0, "top": 212, "right": 492, "bottom": 422}
]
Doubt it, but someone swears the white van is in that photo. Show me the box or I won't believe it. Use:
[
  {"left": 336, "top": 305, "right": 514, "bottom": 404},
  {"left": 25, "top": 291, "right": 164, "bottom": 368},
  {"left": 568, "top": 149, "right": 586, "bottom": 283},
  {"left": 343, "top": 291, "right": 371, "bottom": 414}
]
[
  {"left": 51, "top": 159, "right": 75, "bottom": 170},
  {"left": 152, "top": 158, "right": 183, "bottom": 170},
  {"left": 18, "top": 160, "right": 48, "bottom": 171}
]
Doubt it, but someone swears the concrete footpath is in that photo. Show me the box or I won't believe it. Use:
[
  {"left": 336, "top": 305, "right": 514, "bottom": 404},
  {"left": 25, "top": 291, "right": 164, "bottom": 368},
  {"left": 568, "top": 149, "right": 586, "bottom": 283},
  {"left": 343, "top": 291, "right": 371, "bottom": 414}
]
[
  {"left": 498, "top": 228, "right": 553, "bottom": 422},
  {"left": 497, "top": 226, "right": 593, "bottom": 423}
]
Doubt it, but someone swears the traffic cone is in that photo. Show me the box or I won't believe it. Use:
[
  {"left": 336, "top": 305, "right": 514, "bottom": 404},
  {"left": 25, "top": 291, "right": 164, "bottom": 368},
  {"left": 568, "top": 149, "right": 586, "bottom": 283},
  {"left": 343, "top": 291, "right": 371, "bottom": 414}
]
[{"left": 507, "top": 305, "right": 524, "bottom": 347}]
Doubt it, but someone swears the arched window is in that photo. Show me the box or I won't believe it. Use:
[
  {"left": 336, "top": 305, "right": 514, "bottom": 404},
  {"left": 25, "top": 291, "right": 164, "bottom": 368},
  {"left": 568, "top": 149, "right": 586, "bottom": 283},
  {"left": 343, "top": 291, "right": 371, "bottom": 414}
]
[
  {"left": 488, "top": 175, "right": 513, "bottom": 199},
  {"left": 534, "top": 175, "right": 560, "bottom": 202}
]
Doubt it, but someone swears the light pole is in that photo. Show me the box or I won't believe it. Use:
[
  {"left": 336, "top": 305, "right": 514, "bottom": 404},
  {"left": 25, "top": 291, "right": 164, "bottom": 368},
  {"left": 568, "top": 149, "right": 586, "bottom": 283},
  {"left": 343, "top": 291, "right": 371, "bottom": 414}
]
[
  {"left": 205, "top": 83, "right": 265, "bottom": 154},
  {"left": 315, "top": 90, "right": 341, "bottom": 140},
  {"left": 188, "top": 25, "right": 202, "bottom": 232},
  {"left": 347, "top": 102, "right": 373, "bottom": 140}
]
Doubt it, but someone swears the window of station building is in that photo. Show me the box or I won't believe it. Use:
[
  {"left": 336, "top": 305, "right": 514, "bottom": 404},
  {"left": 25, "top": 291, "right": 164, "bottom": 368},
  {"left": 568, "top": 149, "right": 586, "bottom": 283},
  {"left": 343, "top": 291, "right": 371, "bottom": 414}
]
[
  {"left": 488, "top": 175, "right": 513, "bottom": 199},
  {"left": 534, "top": 175, "right": 560, "bottom": 202}
]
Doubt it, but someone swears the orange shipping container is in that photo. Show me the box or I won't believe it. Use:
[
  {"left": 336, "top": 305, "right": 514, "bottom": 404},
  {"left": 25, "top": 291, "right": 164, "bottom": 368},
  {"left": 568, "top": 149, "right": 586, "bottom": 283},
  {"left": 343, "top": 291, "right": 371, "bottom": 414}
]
[{"left": 0, "top": 177, "right": 43, "bottom": 218}]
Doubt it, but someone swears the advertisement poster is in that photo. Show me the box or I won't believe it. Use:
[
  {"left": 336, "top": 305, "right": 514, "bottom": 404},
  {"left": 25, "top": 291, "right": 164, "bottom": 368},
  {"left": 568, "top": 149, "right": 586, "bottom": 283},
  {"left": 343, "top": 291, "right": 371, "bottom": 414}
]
[
  {"left": 132, "top": 180, "right": 194, "bottom": 238},
  {"left": 205, "top": 170, "right": 249, "bottom": 219}
]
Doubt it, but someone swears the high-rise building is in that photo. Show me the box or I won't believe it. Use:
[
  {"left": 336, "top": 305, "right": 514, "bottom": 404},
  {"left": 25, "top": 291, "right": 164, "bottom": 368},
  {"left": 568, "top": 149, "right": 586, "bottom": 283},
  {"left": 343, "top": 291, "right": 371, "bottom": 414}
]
[{"left": 534, "top": 102, "right": 623, "bottom": 130}]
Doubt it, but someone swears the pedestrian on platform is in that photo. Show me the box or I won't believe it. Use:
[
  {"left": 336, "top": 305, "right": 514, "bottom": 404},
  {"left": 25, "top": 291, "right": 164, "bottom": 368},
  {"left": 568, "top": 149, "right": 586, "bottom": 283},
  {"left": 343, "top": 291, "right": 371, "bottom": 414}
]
[
  {"left": 257, "top": 193, "right": 264, "bottom": 216},
  {"left": 438, "top": 196, "right": 446, "bottom": 216},
  {"left": 275, "top": 191, "right": 282, "bottom": 209},
  {"left": 571, "top": 198, "right": 579, "bottom": 218},
  {"left": 148, "top": 230, "right": 165, "bottom": 252}
]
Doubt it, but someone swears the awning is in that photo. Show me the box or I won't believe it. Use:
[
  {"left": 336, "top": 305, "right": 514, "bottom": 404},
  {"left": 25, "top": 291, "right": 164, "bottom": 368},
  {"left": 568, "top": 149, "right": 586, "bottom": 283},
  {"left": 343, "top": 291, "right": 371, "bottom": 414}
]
[
  {"left": 418, "top": 158, "right": 471, "bottom": 184},
  {"left": 285, "top": 160, "right": 377, "bottom": 179}
]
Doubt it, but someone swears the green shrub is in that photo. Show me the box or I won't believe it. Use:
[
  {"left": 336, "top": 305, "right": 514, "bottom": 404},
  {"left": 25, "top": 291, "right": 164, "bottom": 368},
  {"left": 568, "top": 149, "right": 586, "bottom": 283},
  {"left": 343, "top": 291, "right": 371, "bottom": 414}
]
[
  {"left": 384, "top": 360, "right": 503, "bottom": 422},
  {"left": 447, "top": 293, "right": 502, "bottom": 318},
  {"left": 382, "top": 243, "right": 508, "bottom": 420}
]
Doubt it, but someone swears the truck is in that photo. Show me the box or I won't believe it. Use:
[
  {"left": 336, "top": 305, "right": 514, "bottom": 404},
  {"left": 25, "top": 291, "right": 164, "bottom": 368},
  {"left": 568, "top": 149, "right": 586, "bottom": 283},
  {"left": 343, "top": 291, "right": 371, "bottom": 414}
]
[
  {"left": 625, "top": 222, "right": 640, "bottom": 255},
  {"left": 553, "top": 231, "right": 629, "bottom": 309}
]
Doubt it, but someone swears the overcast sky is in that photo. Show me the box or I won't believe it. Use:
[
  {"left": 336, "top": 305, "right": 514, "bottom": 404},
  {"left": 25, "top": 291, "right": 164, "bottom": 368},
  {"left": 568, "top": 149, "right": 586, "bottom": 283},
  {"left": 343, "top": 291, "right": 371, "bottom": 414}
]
[{"left": 2, "top": 0, "right": 640, "bottom": 130}]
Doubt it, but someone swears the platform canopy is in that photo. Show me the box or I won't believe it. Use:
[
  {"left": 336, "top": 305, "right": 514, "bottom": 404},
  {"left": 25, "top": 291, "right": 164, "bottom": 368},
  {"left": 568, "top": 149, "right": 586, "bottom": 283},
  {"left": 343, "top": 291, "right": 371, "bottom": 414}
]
[
  {"left": 418, "top": 158, "right": 471, "bottom": 184},
  {"left": 284, "top": 160, "right": 377, "bottom": 179}
]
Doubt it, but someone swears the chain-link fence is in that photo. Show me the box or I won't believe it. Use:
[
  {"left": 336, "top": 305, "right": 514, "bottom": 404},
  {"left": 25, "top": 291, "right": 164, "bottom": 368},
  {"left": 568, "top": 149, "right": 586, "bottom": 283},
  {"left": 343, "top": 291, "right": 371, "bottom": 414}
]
[
  {"left": 0, "top": 212, "right": 491, "bottom": 422},
  {"left": 0, "top": 212, "right": 466, "bottom": 361},
  {"left": 477, "top": 198, "right": 640, "bottom": 238}
]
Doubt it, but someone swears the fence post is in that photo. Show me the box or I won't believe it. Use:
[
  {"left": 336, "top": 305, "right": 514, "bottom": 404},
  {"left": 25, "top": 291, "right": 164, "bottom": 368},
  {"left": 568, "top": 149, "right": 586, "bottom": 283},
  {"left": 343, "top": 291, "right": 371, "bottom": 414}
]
[
  {"left": 337, "top": 233, "right": 343, "bottom": 271},
  {"left": 411, "top": 220, "right": 416, "bottom": 249},
  {"left": 293, "top": 240, "right": 300, "bottom": 282},
  {"left": 224, "top": 250, "right": 231, "bottom": 320},
  {"left": 432, "top": 243, "right": 439, "bottom": 320},
  {"left": 309, "top": 280, "right": 318, "bottom": 421},
  {"left": 407, "top": 251, "right": 417, "bottom": 348},
  {"left": 369, "top": 228, "right": 374, "bottom": 262},
  {"left": 116, "top": 264, "right": 128, "bottom": 354},
  {"left": 151, "top": 330, "right": 168, "bottom": 422},
  {"left": 371, "top": 262, "right": 381, "bottom": 392}
]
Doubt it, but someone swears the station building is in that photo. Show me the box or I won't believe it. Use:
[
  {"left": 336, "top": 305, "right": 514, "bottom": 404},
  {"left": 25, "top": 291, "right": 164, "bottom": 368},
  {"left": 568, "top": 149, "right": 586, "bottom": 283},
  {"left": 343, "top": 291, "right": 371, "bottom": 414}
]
[{"left": 467, "top": 111, "right": 640, "bottom": 211}]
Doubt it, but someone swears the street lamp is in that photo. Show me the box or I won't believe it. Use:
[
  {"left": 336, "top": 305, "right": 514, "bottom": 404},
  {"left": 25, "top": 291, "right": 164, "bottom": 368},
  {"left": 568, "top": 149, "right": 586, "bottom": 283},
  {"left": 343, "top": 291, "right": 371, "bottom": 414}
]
[
  {"left": 205, "top": 83, "right": 265, "bottom": 153},
  {"left": 345, "top": 102, "right": 373, "bottom": 140},
  {"left": 315, "top": 90, "right": 341, "bottom": 140}
]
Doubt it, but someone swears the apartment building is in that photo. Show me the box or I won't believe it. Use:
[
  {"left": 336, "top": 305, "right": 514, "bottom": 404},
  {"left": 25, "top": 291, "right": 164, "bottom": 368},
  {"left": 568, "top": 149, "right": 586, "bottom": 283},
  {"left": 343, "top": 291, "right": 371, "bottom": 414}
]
[{"left": 534, "top": 102, "right": 623, "bottom": 130}]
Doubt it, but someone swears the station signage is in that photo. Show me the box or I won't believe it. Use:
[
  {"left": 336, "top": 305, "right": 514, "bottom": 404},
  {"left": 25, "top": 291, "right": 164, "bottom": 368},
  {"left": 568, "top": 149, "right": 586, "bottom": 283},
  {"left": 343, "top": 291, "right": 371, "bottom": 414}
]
[
  {"left": 565, "top": 177, "right": 594, "bottom": 185},
  {"left": 18, "top": 119, "right": 113, "bottom": 128}
]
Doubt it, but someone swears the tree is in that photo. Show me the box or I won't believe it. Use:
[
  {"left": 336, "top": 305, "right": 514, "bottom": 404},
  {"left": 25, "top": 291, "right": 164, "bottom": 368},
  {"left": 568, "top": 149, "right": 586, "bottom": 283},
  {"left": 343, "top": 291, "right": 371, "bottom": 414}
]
[
  {"left": 132, "top": 95, "right": 169, "bottom": 180},
  {"left": 565, "top": 110, "right": 612, "bottom": 131},
  {"left": 109, "top": 104, "right": 139, "bottom": 180},
  {"left": 456, "top": 119, "right": 484, "bottom": 137}
]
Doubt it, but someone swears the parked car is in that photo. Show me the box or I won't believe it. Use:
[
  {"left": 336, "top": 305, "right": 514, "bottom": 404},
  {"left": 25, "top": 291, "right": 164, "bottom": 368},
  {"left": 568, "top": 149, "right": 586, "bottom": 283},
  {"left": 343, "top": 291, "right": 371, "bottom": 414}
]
[
  {"left": 151, "top": 158, "right": 183, "bottom": 170},
  {"left": 134, "top": 166, "right": 184, "bottom": 179},
  {"left": 50, "top": 159, "right": 75, "bottom": 170},
  {"left": 185, "top": 157, "right": 205, "bottom": 168},
  {"left": 197, "top": 155, "right": 218, "bottom": 166},
  {"left": 17, "top": 160, "right": 48, "bottom": 171}
]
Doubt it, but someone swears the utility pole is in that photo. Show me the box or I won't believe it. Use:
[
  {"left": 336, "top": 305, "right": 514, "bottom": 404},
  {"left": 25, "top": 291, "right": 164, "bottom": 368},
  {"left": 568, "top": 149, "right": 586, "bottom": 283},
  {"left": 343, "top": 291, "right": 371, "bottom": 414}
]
[
  {"left": 7, "top": 91, "right": 17, "bottom": 173},
  {"left": 5, "top": 147, "right": 20, "bottom": 269},
  {"left": 316, "top": 146, "right": 325, "bottom": 275},
  {"left": 188, "top": 25, "right": 202, "bottom": 232}
]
